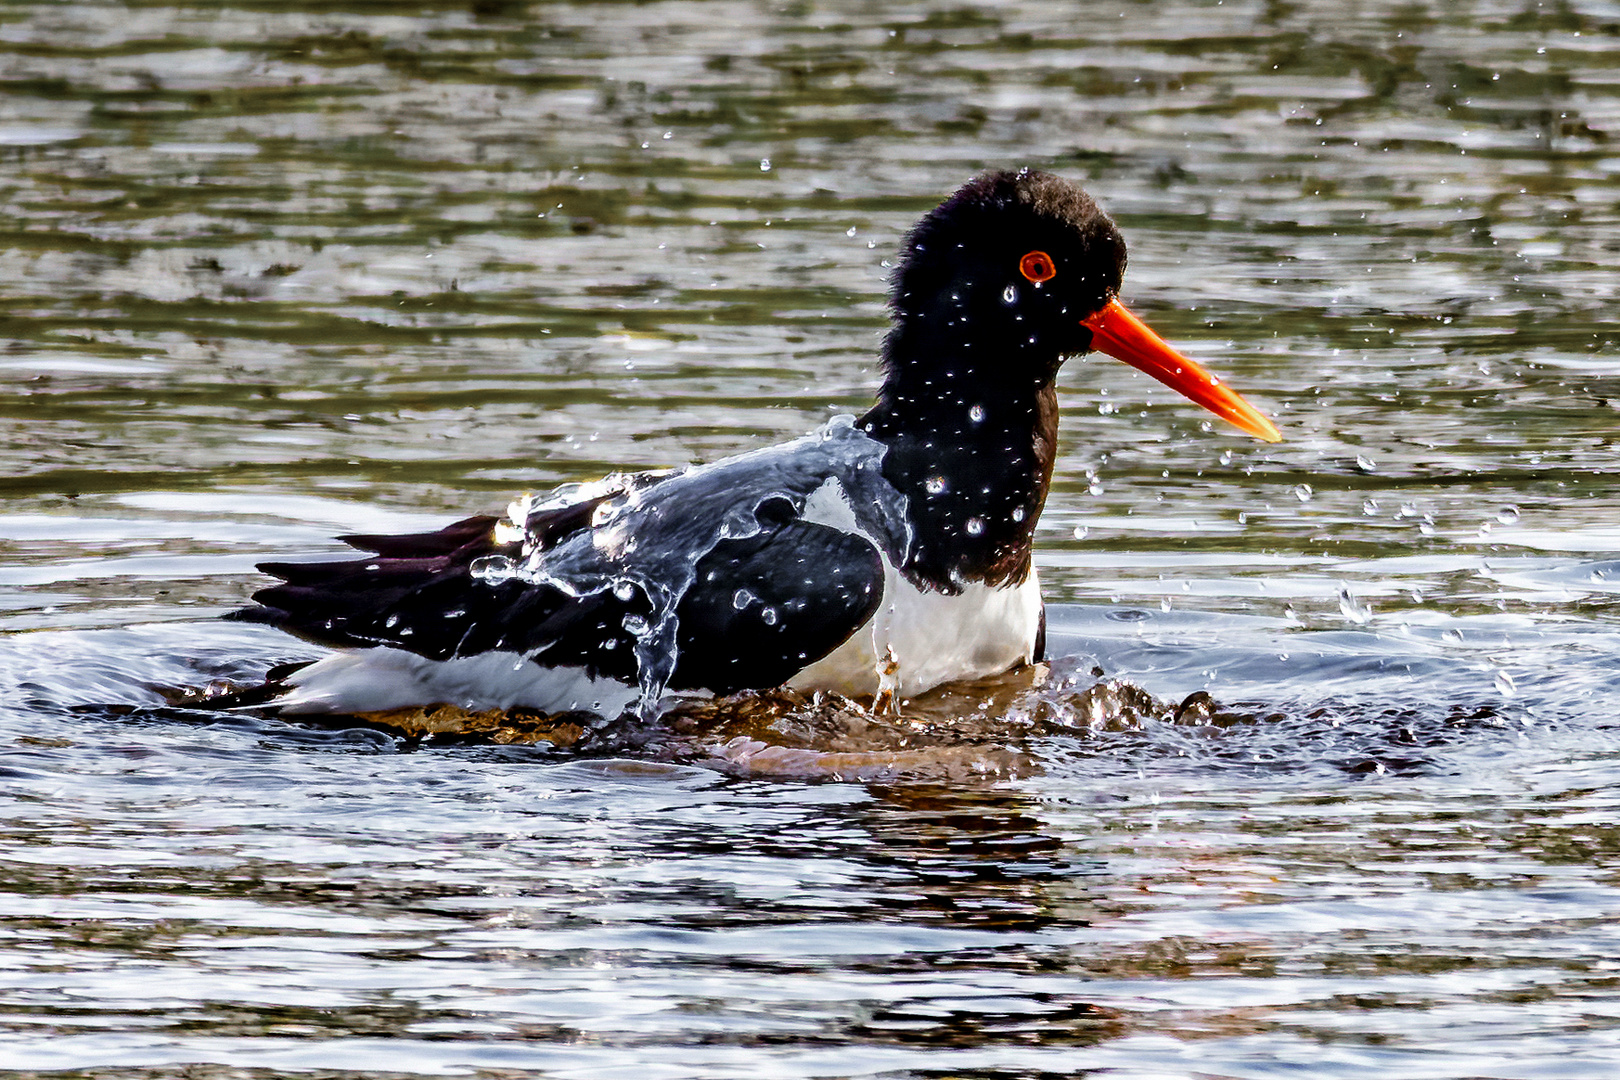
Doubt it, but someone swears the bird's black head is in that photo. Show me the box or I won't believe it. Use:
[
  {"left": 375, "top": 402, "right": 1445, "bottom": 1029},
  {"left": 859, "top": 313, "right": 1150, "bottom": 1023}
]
[
  {"left": 883, "top": 168, "right": 1127, "bottom": 385},
  {"left": 862, "top": 169, "right": 1278, "bottom": 592},
  {"left": 873, "top": 168, "right": 1279, "bottom": 444}
]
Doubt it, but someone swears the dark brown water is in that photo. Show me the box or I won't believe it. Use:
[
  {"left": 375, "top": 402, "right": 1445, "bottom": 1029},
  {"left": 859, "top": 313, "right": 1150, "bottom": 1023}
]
[{"left": 5, "top": 1, "right": 1620, "bottom": 1076}]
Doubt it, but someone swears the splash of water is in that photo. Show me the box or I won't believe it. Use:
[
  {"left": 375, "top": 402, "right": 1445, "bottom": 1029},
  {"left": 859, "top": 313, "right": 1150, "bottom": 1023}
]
[{"left": 474, "top": 415, "right": 912, "bottom": 717}]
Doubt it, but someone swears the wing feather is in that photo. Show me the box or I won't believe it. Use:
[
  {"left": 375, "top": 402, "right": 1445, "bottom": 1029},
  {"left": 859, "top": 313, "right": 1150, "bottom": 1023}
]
[{"left": 235, "top": 490, "right": 885, "bottom": 698}]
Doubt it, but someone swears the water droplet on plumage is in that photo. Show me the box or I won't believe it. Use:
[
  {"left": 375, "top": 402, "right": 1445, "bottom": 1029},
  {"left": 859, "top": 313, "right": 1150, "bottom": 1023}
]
[
  {"left": 1497, "top": 505, "right": 1520, "bottom": 525},
  {"left": 965, "top": 517, "right": 985, "bottom": 536},
  {"left": 1338, "top": 584, "right": 1372, "bottom": 624},
  {"left": 718, "top": 508, "right": 758, "bottom": 539},
  {"left": 470, "top": 555, "right": 518, "bottom": 582},
  {"left": 968, "top": 404, "right": 986, "bottom": 424},
  {"left": 925, "top": 475, "right": 946, "bottom": 495},
  {"left": 733, "top": 588, "right": 757, "bottom": 610}
]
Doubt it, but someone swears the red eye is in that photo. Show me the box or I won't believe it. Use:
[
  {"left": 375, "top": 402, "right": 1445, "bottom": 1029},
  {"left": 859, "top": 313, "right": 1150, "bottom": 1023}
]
[{"left": 1019, "top": 250, "right": 1056, "bottom": 283}]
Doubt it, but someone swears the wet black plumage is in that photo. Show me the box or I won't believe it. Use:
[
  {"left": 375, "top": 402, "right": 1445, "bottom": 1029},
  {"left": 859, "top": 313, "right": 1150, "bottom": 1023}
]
[{"left": 238, "top": 492, "right": 885, "bottom": 694}]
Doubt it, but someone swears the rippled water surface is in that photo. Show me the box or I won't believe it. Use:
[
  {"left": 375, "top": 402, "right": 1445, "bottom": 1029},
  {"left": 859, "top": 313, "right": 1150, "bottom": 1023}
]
[{"left": 5, "top": 1, "right": 1620, "bottom": 1076}]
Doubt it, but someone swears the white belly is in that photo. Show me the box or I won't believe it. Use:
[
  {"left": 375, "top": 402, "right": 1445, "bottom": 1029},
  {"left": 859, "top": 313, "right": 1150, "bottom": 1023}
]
[
  {"left": 273, "top": 647, "right": 639, "bottom": 717},
  {"left": 786, "top": 567, "right": 1043, "bottom": 699},
  {"left": 787, "top": 475, "right": 1043, "bottom": 698}
]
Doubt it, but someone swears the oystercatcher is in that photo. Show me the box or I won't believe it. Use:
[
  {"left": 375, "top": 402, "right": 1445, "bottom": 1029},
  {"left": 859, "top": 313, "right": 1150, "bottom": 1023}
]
[{"left": 235, "top": 169, "right": 1280, "bottom": 719}]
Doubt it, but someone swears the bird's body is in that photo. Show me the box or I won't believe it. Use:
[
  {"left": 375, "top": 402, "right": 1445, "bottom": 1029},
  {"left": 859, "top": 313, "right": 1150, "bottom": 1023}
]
[{"left": 237, "top": 170, "right": 1279, "bottom": 718}]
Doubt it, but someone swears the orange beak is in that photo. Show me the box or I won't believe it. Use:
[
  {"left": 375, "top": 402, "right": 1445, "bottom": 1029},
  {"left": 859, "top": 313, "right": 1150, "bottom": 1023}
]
[{"left": 1080, "top": 299, "right": 1281, "bottom": 443}]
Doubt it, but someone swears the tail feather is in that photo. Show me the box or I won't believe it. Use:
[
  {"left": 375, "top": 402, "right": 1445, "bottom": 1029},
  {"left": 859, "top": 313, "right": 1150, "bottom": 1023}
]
[
  {"left": 340, "top": 514, "right": 499, "bottom": 557},
  {"left": 233, "top": 508, "right": 646, "bottom": 684}
]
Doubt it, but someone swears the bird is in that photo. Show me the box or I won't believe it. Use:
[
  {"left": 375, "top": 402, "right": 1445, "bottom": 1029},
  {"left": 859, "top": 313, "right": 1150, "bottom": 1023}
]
[{"left": 232, "top": 169, "right": 1280, "bottom": 721}]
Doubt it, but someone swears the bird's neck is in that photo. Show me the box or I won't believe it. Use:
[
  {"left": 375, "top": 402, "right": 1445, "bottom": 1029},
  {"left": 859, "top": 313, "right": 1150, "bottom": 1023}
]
[{"left": 860, "top": 325, "right": 1062, "bottom": 594}]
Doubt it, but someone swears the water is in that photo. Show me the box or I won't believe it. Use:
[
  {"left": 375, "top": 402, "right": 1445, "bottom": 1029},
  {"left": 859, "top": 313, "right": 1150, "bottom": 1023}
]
[{"left": 4, "top": 0, "right": 1620, "bottom": 1075}]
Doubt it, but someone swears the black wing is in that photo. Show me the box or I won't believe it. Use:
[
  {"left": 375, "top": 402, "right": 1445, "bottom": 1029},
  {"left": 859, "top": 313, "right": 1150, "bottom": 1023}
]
[
  {"left": 234, "top": 498, "right": 884, "bottom": 695},
  {"left": 669, "top": 517, "right": 883, "bottom": 692}
]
